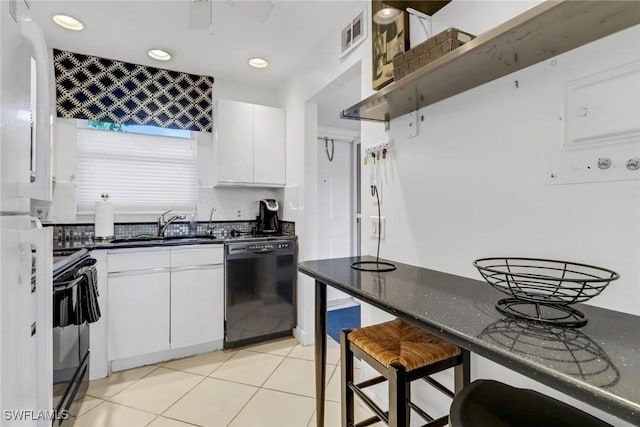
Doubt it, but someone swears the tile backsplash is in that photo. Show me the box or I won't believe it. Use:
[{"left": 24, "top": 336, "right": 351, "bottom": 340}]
[{"left": 50, "top": 221, "right": 295, "bottom": 242}]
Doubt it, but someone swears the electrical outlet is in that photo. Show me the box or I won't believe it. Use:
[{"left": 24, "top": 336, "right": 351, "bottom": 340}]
[
  {"left": 32, "top": 206, "right": 52, "bottom": 222},
  {"left": 237, "top": 209, "right": 242, "bottom": 218},
  {"left": 371, "top": 216, "right": 385, "bottom": 239}
]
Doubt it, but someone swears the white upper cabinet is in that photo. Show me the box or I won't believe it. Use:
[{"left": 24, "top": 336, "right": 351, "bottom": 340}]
[
  {"left": 217, "top": 99, "right": 254, "bottom": 184},
  {"left": 216, "top": 99, "right": 285, "bottom": 187},
  {"left": 254, "top": 104, "right": 286, "bottom": 185}
]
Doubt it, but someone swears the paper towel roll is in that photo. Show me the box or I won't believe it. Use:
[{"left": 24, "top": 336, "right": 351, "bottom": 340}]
[{"left": 95, "top": 199, "right": 114, "bottom": 239}]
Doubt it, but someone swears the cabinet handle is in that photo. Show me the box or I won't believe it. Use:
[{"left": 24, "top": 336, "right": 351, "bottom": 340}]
[
  {"left": 171, "top": 264, "right": 223, "bottom": 272},
  {"left": 108, "top": 267, "right": 171, "bottom": 277}
]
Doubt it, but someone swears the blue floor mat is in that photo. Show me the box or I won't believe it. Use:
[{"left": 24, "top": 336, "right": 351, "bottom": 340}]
[{"left": 327, "top": 305, "right": 361, "bottom": 343}]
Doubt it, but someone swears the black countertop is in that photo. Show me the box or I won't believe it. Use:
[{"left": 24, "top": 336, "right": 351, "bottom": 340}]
[
  {"left": 298, "top": 256, "right": 640, "bottom": 425},
  {"left": 53, "top": 234, "right": 297, "bottom": 253}
]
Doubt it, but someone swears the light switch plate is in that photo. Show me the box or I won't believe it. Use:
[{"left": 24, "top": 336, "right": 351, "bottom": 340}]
[{"left": 371, "top": 216, "right": 385, "bottom": 239}]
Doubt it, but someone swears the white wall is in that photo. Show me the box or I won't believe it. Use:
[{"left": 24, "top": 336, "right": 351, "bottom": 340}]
[
  {"left": 275, "top": 0, "right": 370, "bottom": 344},
  {"left": 363, "top": 2, "right": 640, "bottom": 316},
  {"left": 48, "top": 78, "right": 284, "bottom": 223},
  {"left": 280, "top": 1, "right": 640, "bottom": 425}
]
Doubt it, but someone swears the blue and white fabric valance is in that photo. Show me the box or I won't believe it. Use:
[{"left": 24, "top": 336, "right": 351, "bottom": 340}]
[{"left": 53, "top": 49, "right": 213, "bottom": 132}]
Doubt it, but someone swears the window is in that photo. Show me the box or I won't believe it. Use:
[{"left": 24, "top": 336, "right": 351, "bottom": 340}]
[
  {"left": 87, "top": 120, "right": 192, "bottom": 139},
  {"left": 76, "top": 124, "right": 197, "bottom": 214}
]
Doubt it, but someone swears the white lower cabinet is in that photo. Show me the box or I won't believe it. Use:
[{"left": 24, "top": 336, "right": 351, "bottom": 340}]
[
  {"left": 170, "top": 264, "right": 223, "bottom": 349},
  {"left": 108, "top": 268, "right": 171, "bottom": 360},
  {"left": 106, "top": 245, "right": 224, "bottom": 365}
]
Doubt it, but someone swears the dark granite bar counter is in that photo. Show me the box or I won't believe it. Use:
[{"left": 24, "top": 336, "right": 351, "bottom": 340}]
[{"left": 299, "top": 256, "right": 640, "bottom": 425}]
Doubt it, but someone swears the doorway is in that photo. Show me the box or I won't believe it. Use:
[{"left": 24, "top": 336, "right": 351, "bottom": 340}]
[{"left": 311, "top": 63, "right": 361, "bottom": 307}]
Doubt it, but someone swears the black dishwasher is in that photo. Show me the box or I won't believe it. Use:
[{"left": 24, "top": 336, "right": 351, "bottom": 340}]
[{"left": 224, "top": 239, "right": 296, "bottom": 347}]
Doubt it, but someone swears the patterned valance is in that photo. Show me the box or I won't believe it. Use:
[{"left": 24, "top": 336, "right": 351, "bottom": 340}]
[{"left": 53, "top": 49, "right": 213, "bottom": 132}]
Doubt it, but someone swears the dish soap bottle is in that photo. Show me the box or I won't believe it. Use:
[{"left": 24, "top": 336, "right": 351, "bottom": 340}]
[{"left": 188, "top": 213, "right": 198, "bottom": 235}]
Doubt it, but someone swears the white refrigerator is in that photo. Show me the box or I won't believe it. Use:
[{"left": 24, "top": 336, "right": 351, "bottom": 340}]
[{"left": 1, "top": 1, "right": 54, "bottom": 425}]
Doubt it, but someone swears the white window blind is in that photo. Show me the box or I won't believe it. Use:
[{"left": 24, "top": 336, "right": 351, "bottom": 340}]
[{"left": 77, "top": 128, "right": 197, "bottom": 214}]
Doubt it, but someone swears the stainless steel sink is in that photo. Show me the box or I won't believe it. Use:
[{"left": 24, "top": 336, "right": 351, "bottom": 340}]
[
  {"left": 162, "top": 236, "right": 218, "bottom": 243},
  {"left": 109, "top": 235, "right": 216, "bottom": 244},
  {"left": 109, "top": 236, "right": 161, "bottom": 244},
  {"left": 162, "top": 235, "right": 216, "bottom": 240}
]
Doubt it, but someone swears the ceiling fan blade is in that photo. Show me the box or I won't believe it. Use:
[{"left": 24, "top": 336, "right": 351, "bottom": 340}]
[
  {"left": 231, "top": 1, "right": 274, "bottom": 23},
  {"left": 189, "top": 0, "right": 212, "bottom": 29}
]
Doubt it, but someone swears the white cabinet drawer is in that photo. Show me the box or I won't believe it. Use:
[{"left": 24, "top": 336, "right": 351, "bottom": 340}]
[
  {"left": 171, "top": 245, "right": 223, "bottom": 267},
  {"left": 108, "top": 249, "right": 171, "bottom": 272}
]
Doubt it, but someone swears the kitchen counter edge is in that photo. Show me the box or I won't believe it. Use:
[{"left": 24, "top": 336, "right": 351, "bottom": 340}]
[{"left": 53, "top": 235, "right": 297, "bottom": 253}]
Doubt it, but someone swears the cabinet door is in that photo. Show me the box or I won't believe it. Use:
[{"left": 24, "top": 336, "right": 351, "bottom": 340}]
[
  {"left": 170, "top": 265, "right": 224, "bottom": 349},
  {"left": 107, "top": 269, "right": 170, "bottom": 360},
  {"left": 253, "top": 104, "right": 285, "bottom": 185},
  {"left": 217, "top": 99, "right": 254, "bottom": 183}
]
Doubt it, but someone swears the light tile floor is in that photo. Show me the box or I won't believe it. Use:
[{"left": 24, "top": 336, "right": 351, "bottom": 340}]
[{"left": 74, "top": 336, "right": 380, "bottom": 427}]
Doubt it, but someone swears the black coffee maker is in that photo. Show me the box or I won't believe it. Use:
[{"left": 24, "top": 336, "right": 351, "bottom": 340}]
[{"left": 257, "top": 199, "right": 281, "bottom": 234}]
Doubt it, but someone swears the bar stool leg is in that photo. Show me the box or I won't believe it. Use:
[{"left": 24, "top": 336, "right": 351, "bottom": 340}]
[
  {"left": 341, "top": 329, "right": 355, "bottom": 427},
  {"left": 389, "top": 362, "right": 409, "bottom": 427},
  {"left": 454, "top": 349, "right": 471, "bottom": 394}
]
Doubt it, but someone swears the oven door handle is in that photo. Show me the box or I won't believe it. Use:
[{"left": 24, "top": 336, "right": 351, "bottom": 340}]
[{"left": 54, "top": 276, "right": 83, "bottom": 293}]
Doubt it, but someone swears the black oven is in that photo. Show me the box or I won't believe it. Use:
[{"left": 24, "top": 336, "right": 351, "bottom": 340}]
[{"left": 52, "top": 249, "right": 98, "bottom": 425}]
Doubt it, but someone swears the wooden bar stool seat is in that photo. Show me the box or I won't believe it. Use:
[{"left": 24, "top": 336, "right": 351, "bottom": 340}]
[{"left": 341, "top": 318, "right": 470, "bottom": 427}]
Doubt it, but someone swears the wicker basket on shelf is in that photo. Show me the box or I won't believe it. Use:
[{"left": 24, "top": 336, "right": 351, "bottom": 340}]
[{"left": 393, "top": 28, "right": 475, "bottom": 81}]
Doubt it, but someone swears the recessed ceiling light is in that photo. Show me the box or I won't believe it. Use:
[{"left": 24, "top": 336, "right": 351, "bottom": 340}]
[
  {"left": 148, "top": 49, "right": 172, "bottom": 61},
  {"left": 52, "top": 14, "right": 84, "bottom": 31},
  {"left": 373, "top": 7, "right": 401, "bottom": 25},
  {"left": 248, "top": 57, "right": 269, "bottom": 69}
]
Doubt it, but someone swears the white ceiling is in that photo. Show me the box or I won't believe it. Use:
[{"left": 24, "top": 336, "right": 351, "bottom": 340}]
[{"left": 28, "top": 0, "right": 360, "bottom": 89}]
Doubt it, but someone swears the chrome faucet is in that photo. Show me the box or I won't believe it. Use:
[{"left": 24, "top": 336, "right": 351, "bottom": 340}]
[
  {"left": 206, "top": 207, "right": 216, "bottom": 236},
  {"left": 158, "top": 210, "right": 186, "bottom": 237}
]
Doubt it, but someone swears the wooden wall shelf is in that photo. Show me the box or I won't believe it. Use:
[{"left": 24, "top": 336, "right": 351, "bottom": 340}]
[{"left": 341, "top": 1, "right": 640, "bottom": 123}]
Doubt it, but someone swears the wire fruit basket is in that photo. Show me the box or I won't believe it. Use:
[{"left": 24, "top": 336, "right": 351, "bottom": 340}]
[{"left": 473, "top": 257, "right": 619, "bottom": 327}]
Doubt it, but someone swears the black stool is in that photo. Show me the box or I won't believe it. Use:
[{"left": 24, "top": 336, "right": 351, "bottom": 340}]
[
  {"left": 341, "top": 318, "right": 470, "bottom": 427},
  {"left": 449, "top": 379, "right": 612, "bottom": 427}
]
